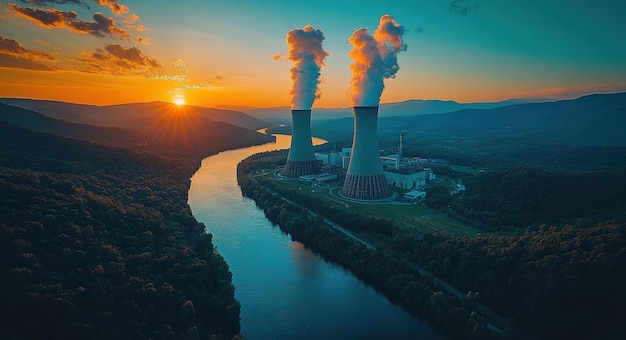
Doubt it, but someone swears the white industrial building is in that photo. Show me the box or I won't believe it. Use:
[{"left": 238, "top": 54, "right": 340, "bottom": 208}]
[
  {"left": 316, "top": 147, "right": 351, "bottom": 168},
  {"left": 384, "top": 169, "right": 435, "bottom": 189},
  {"left": 403, "top": 190, "right": 426, "bottom": 202}
]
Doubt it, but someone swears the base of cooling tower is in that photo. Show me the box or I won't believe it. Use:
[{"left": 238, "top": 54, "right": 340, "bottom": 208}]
[
  {"left": 341, "top": 173, "right": 392, "bottom": 200},
  {"left": 283, "top": 159, "right": 321, "bottom": 177}
]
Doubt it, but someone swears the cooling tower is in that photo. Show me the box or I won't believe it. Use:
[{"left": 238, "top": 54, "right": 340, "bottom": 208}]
[
  {"left": 342, "top": 106, "right": 391, "bottom": 199},
  {"left": 284, "top": 109, "right": 320, "bottom": 177}
]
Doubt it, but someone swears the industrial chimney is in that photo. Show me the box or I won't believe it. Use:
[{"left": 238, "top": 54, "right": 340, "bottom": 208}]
[
  {"left": 342, "top": 106, "right": 391, "bottom": 199},
  {"left": 283, "top": 109, "right": 320, "bottom": 177}
]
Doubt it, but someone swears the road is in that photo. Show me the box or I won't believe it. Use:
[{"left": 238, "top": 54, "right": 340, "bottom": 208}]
[{"left": 249, "top": 173, "right": 510, "bottom": 334}]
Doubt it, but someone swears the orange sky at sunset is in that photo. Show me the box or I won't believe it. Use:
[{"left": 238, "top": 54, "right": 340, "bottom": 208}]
[{"left": 1, "top": 0, "right": 625, "bottom": 108}]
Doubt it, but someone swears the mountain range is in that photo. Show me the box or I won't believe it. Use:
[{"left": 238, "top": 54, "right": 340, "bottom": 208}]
[
  {"left": 309, "top": 92, "right": 626, "bottom": 148},
  {"left": 2, "top": 92, "right": 625, "bottom": 151},
  {"left": 242, "top": 98, "right": 535, "bottom": 122},
  {"left": 0, "top": 99, "right": 269, "bottom": 131},
  {"left": 0, "top": 100, "right": 274, "bottom": 161}
]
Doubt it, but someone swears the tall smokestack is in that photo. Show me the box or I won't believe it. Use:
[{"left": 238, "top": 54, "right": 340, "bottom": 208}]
[
  {"left": 342, "top": 14, "right": 405, "bottom": 199},
  {"left": 399, "top": 131, "right": 404, "bottom": 159},
  {"left": 342, "top": 106, "right": 391, "bottom": 199},
  {"left": 282, "top": 25, "right": 328, "bottom": 177}
]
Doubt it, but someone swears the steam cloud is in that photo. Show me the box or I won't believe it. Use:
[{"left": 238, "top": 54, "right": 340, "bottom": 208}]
[
  {"left": 286, "top": 25, "right": 329, "bottom": 110},
  {"left": 349, "top": 14, "right": 406, "bottom": 106}
]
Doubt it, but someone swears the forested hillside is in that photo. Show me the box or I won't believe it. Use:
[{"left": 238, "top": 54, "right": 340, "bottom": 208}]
[{"left": 0, "top": 120, "right": 245, "bottom": 338}]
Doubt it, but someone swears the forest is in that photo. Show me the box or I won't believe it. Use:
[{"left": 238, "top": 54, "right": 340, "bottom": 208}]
[
  {"left": 0, "top": 119, "right": 255, "bottom": 339},
  {"left": 238, "top": 149, "right": 626, "bottom": 340}
]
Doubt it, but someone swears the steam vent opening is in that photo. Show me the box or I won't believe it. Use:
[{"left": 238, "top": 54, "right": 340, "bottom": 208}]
[
  {"left": 284, "top": 109, "right": 321, "bottom": 177},
  {"left": 342, "top": 106, "right": 392, "bottom": 200}
]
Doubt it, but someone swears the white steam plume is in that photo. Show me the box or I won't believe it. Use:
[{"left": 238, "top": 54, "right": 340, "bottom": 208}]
[
  {"left": 286, "top": 25, "right": 329, "bottom": 110},
  {"left": 349, "top": 14, "right": 406, "bottom": 106}
]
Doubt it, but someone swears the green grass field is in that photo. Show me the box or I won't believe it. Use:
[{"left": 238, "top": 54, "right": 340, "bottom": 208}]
[{"left": 260, "top": 167, "right": 482, "bottom": 237}]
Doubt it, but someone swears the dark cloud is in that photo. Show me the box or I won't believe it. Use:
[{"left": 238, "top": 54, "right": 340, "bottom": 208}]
[
  {"left": 10, "top": 3, "right": 130, "bottom": 39},
  {"left": 76, "top": 43, "right": 161, "bottom": 76},
  {"left": 9, "top": 3, "right": 78, "bottom": 26},
  {"left": 69, "top": 12, "right": 130, "bottom": 39},
  {"left": 449, "top": 0, "right": 480, "bottom": 16},
  {"left": 0, "top": 35, "right": 57, "bottom": 71},
  {"left": 103, "top": 44, "right": 158, "bottom": 67},
  {"left": 18, "top": 0, "right": 90, "bottom": 9}
]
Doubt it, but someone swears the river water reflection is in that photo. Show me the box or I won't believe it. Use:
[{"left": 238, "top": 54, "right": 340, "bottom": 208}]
[{"left": 188, "top": 134, "right": 445, "bottom": 339}]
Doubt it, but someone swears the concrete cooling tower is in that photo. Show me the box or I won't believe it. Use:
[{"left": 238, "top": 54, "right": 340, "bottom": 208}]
[
  {"left": 284, "top": 109, "right": 320, "bottom": 177},
  {"left": 342, "top": 106, "right": 391, "bottom": 200}
]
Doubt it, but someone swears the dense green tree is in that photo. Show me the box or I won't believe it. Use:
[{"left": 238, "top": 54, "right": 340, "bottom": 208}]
[{"left": 0, "top": 120, "right": 249, "bottom": 339}]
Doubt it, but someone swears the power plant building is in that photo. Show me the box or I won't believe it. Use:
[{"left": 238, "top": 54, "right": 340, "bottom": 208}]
[
  {"left": 316, "top": 147, "right": 351, "bottom": 168},
  {"left": 342, "top": 106, "right": 391, "bottom": 200},
  {"left": 384, "top": 169, "right": 435, "bottom": 190},
  {"left": 284, "top": 109, "right": 321, "bottom": 177}
]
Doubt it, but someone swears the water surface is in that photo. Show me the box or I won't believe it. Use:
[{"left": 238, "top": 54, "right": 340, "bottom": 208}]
[{"left": 188, "top": 134, "right": 445, "bottom": 339}]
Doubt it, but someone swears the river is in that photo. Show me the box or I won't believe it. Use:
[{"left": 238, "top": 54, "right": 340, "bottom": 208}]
[{"left": 188, "top": 134, "right": 446, "bottom": 339}]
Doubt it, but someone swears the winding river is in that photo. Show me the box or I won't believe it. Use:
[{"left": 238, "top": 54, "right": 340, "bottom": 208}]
[{"left": 188, "top": 134, "right": 445, "bottom": 339}]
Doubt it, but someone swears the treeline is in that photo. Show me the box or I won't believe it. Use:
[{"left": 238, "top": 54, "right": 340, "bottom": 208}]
[
  {"left": 447, "top": 168, "right": 626, "bottom": 229},
  {"left": 237, "top": 151, "right": 505, "bottom": 340},
  {"left": 0, "top": 121, "right": 241, "bottom": 338},
  {"left": 455, "top": 140, "right": 626, "bottom": 171},
  {"left": 396, "top": 221, "right": 626, "bottom": 339}
]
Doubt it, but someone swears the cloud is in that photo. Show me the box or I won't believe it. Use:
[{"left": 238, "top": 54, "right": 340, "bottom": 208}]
[
  {"left": 152, "top": 58, "right": 188, "bottom": 81},
  {"left": 9, "top": 3, "right": 78, "bottom": 26},
  {"left": 9, "top": 3, "right": 131, "bottom": 39},
  {"left": 124, "top": 12, "right": 144, "bottom": 32},
  {"left": 92, "top": 1, "right": 145, "bottom": 33},
  {"left": 449, "top": 0, "right": 480, "bottom": 16},
  {"left": 17, "top": 0, "right": 90, "bottom": 9},
  {"left": 0, "top": 35, "right": 58, "bottom": 70},
  {"left": 75, "top": 43, "right": 160, "bottom": 76},
  {"left": 70, "top": 12, "right": 130, "bottom": 39},
  {"left": 349, "top": 14, "right": 406, "bottom": 106},
  {"left": 272, "top": 52, "right": 285, "bottom": 61},
  {"left": 93, "top": 0, "right": 128, "bottom": 15},
  {"left": 286, "top": 25, "right": 329, "bottom": 110},
  {"left": 136, "top": 36, "right": 149, "bottom": 44}
]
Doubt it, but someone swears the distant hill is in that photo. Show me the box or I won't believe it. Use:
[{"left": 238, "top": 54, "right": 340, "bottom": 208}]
[
  {"left": 245, "top": 98, "right": 534, "bottom": 123},
  {"left": 312, "top": 92, "right": 626, "bottom": 148},
  {"left": 0, "top": 99, "right": 271, "bottom": 131},
  {"left": 0, "top": 102, "right": 274, "bottom": 160},
  {"left": 0, "top": 102, "right": 139, "bottom": 146}
]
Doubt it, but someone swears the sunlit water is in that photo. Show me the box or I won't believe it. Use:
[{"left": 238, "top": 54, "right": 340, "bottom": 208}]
[{"left": 188, "top": 134, "right": 445, "bottom": 339}]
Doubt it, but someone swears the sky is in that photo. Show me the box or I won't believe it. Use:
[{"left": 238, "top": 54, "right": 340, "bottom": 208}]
[{"left": 1, "top": 0, "right": 625, "bottom": 108}]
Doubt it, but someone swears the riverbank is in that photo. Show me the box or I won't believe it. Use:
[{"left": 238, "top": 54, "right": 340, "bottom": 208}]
[
  {"left": 237, "top": 150, "right": 509, "bottom": 340},
  {"left": 189, "top": 134, "right": 445, "bottom": 339}
]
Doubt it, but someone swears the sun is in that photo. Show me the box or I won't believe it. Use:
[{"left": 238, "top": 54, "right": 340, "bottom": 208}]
[{"left": 174, "top": 98, "right": 185, "bottom": 106}]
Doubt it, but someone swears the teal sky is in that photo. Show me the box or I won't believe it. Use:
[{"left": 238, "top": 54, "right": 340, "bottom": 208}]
[{"left": 1, "top": 0, "right": 625, "bottom": 106}]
